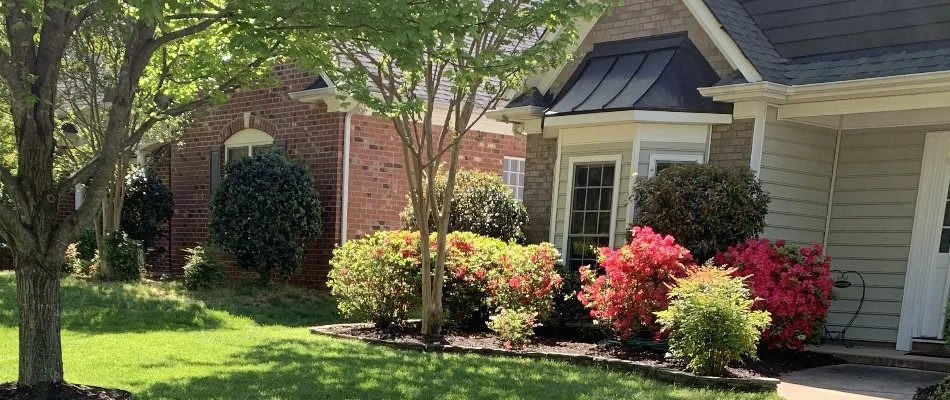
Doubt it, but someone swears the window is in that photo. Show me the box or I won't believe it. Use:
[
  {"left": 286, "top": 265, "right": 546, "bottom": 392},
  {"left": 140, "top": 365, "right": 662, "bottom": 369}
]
[
  {"left": 648, "top": 154, "right": 705, "bottom": 177},
  {"left": 502, "top": 157, "right": 525, "bottom": 201},
  {"left": 566, "top": 162, "right": 617, "bottom": 269},
  {"left": 224, "top": 129, "right": 275, "bottom": 164}
]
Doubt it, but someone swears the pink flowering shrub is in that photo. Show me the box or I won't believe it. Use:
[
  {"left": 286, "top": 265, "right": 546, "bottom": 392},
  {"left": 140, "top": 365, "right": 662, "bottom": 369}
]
[
  {"left": 715, "top": 238, "right": 833, "bottom": 350},
  {"left": 487, "top": 308, "right": 538, "bottom": 350},
  {"left": 578, "top": 226, "right": 693, "bottom": 340},
  {"left": 329, "top": 230, "right": 564, "bottom": 344}
]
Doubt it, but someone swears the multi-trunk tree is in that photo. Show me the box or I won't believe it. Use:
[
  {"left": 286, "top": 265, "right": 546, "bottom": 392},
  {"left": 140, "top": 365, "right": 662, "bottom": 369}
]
[
  {"left": 281, "top": 0, "right": 608, "bottom": 337},
  {"left": 0, "top": 0, "right": 285, "bottom": 393}
]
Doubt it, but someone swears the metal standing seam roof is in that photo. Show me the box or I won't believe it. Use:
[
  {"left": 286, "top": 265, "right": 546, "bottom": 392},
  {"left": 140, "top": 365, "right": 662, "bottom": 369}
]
[{"left": 545, "top": 33, "right": 732, "bottom": 116}]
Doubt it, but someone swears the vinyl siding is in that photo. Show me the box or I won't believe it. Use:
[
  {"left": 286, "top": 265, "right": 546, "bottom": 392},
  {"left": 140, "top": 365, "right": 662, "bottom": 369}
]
[
  {"left": 824, "top": 129, "right": 926, "bottom": 343},
  {"left": 759, "top": 121, "right": 837, "bottom": 247},
  {"left": 554, "top": 141, "right": 633, "bottom": 251}
]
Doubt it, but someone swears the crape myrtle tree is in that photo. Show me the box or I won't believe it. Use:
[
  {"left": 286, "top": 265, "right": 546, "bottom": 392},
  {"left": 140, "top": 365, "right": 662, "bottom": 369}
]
[
  {"left": 279, "top": 0, "right": 609, "bottom": 337},
  {"left": 0, "top": 0, "right": 291, "bottom": 393}
]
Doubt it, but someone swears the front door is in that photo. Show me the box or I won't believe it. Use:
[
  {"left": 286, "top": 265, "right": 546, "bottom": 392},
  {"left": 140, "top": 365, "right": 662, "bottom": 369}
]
[{"left": 910, "top": 132, "right": 950, "bottom": 339}]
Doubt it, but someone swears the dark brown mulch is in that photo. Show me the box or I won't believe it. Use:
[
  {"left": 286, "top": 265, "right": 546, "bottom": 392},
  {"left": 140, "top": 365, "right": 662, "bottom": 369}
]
[
  {"left": 321, "top": 324, "right": 845, "bottom": 379},
  {"left": 0, "top": 382, "right": 132, "bottom": 400}
]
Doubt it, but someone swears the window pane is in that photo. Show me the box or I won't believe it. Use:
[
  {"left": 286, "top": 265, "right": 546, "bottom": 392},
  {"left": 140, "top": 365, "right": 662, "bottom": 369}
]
[
  {"left": 227, "top": 147, "right": 249, "bottom": 164},
  {"left": 573, "top": 188, "right": 586, "bottom": 209},
  {"left": 600, "top": 187, "right": 613, "bottom": 209},
  {"left": 252, "top": 144, "right": 275, "bottom": 156},
  {"left": 941, "top": 228, "right": 950, "bottom": 253},
  {"left": 584, "top": 212, "right": 599, "bottom": 234},
  {"left": 598, "top": 211, "right": 611, "bottom": 233},
  {"left": 586, "top": 188, "right": 600, "bottom": 209},
  {"left": 571, "top": 212, "right": 584, "bottom": 234},
  {"left": 943, "top": 200, "right": 950, "bottom": 227},
  {"left": 587, "top": 166, "right": 602, "bottom": 186},
  {"left": 575, "top": 166, "right": 588, "bottom": 186}
]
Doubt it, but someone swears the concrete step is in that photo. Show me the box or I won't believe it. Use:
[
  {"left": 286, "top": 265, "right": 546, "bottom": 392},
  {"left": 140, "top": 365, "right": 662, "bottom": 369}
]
[{"left": 809, "top": 344, "right": 950, "bottom": 373}]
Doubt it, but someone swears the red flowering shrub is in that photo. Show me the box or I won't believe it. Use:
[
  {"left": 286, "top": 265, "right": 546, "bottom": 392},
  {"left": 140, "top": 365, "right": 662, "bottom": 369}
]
[
  {"left": 715, "top": 238, "right": 833, "bottom": 350},
  {"left": 578, "top": 226, "right": 693, "bottom": 340},
  {"left": 485, "top": 242, "right": 563, "bottom": 318}
]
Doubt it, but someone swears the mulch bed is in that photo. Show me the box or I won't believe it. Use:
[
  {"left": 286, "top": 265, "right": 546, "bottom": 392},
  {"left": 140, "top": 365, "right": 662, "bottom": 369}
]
[
  {"left": 0, "top": 382, "right": 132, "bottom": 400},
  {"left": 319, "top": 323, "right": 844, "bottom": 380}
]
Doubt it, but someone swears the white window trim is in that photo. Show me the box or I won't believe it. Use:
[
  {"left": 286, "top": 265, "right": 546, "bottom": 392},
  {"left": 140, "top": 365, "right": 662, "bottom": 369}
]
[
  {"left": 648, "top": 153, "right": 705, "bottom": 178},
  {"left": 562, "top": 154, "right": 623, "bottom": 260},
  {"left": 503, "top": 156, "right": 526, "bottom": 201}
]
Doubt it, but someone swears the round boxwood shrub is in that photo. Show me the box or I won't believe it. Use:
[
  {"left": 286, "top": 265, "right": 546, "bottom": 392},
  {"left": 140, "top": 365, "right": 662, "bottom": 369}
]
[
  {"left": 121, "top": 167, "right": 174, "bottom": 250},
  {"left": 401, "top": 169, "right": 528, "bottom": 243},
  {"left": 209, "top": 152, "right": 322, "bottom": 283},
  {"left": 183, "top": 246, "right": 225, "bottom": 290},
  {"left": 631, "top": 164, "right": 770, "bottom": 262}
]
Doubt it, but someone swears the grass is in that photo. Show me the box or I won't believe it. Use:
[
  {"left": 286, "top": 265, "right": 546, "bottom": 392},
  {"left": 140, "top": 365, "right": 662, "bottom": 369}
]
[{"left": 0, "top": 272, "right": 782, "bottom": 399}]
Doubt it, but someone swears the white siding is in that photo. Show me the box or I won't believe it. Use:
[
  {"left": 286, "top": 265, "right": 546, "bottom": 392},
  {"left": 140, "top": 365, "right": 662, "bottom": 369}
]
[
  {"left": 759, "top": 121, "right": 837, "bottom": 246},
  {"left": 824, "top": 129, "right": 925, "bottom": 343}
]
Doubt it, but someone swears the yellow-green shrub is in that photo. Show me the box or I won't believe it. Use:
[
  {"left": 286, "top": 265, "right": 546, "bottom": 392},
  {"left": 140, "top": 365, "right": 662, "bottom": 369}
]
[{"left": 655, "top": 265, "right": 771, "bottom": 376}]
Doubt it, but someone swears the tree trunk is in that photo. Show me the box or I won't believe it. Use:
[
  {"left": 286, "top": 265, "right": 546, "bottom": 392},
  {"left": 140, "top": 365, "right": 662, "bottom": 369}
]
[{"left": 14, "top": 253, "right": 64, "bottom": 393}]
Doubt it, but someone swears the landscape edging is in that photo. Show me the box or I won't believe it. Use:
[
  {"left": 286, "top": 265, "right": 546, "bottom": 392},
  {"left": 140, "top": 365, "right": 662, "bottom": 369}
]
[{"left": 309, "top": 323, "right": 779, "bottom": 393}]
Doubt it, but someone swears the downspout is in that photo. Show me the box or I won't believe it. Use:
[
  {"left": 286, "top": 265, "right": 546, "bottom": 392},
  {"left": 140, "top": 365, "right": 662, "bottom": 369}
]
[
  {"left": 340, "top": 108, "right": 356, "bottom": 245},
  {"left": 822, "top": 115, "right": 845, "bottom": 252}
]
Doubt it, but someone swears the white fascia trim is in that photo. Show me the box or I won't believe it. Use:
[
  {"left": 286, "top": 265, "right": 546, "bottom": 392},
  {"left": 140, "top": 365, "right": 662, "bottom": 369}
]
[
  {"left": 545, "top": 110, "right": 732, "bottom": 128},
  {"left": 288, "top": 87, "right": 356, "bottom": 113},
  {"left": 700, "top": 70, "right": 950, "bottom": 104},
  {"left": 682, "top": 0, "right": 763, "bottom": 82},
  {"left": 485, "top": 106, "right": 546, "bottom": 123}
]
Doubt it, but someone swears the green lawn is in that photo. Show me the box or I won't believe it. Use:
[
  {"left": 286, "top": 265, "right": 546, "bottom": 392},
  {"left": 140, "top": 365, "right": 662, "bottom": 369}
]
[{"left": 0, "top": 272, "right": 781, "bottom": 399}]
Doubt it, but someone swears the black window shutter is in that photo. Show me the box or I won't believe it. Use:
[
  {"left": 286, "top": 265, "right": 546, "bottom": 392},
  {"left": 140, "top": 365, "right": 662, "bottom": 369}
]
[
  {"left": 209, "top": 146, "right": 222, "bottom": 199},
  {"left": 275, "top": 139, "right": 287, "bottom": 154}
]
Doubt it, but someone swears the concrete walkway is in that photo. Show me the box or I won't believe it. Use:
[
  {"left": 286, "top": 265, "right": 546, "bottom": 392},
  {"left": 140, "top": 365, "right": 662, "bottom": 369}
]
[{"left": 778, "top": 364, "right": 945, "bottom": 400}]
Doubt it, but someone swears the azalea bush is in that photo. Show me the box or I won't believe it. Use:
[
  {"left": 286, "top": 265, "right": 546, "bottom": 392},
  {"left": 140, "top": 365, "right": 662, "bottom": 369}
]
[
  {"left": 578, "top": 226, "right": 692, "bottom": 340},
  {"left": 631, "top": 164, "right": 770, "bottom": 261},
  {"left": 328, "top": 230, "right": 563, "bottom": 344},
  {"left": 487, "top": 308, "right": 538, "bottom": 350},
  {"left": 715, "top": 238, "right": 833, "bottom": 350},
  {"left": 656, "top": 265, "right": 771, "bottom": 376},
  {"left": 328, "top": 231, "right": 421, "bottom": 327}
]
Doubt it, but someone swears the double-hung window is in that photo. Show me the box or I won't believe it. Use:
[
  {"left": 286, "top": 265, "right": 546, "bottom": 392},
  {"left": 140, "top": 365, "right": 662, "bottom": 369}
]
[{"left": 502, "top": 157, "right": 525, "bottom": 201}]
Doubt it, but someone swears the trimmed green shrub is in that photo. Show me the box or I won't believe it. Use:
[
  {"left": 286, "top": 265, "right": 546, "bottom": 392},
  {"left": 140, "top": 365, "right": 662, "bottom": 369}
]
[
  {"left": 631, "top": 164, "right": 770, "bottom": 262},
  {"left": 548, "top": 260, "right": 590, "bottom": 327},
  {"left": 655, "top": 265, "right": 771, "bottom": 376},
  {"left": 98, "top": 231, "right": 144, "bottom": 282},
  {"left": 76, "top": 227, "right": 97, "bottom": 261},
  {"left": 183, "top": 246, "right": 225, "bottom": 290},
  {"left": 121, "top": 167, "right": 174, "bottom": 250},
  {"left": 328, "top": 231, "right": 421, "bottom": 327},
  {"left": 401, "top": 169, "right": 528, "bottom": 242},
  {"left": 488, "top": 308, "right": 537, "bottom": 350},
  {"left": 209, "top": 152, "right": 323, "bottom": 283}
]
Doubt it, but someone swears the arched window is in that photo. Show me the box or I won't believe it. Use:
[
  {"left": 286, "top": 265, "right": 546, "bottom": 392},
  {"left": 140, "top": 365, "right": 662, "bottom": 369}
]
[{"left": 224, "top": 128, "right": 275, "bottom": 164}]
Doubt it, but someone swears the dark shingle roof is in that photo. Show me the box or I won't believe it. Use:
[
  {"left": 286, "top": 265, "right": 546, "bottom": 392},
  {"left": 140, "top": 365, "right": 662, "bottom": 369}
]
[
  {"left": 506, "top": 87, "right": 551, "bottom": 108},
  {"left": 702, "top": 0, "right": 950, "bottom": 85},
  {"left": 546, "top": 33, "right": 732, "bottom": 115}
]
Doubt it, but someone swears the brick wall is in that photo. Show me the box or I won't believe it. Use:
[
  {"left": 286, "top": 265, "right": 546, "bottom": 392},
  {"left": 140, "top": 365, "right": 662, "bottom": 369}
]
[
  {"left": 523, "top": 134, "right": 557, "bottom": 244},
  {"left": 170, "top": 64, "right": 525, "bottom": 288},
  {"left": 344, "top": 116, "right": 526, "bottom": 239},
  {"left": 550, "top": 0, "right": 733, "bottom": 93},
  {"left": 708, "top": 120, "right": 754, "bottom": 168},
  {"left": 169, "top": 63, "right": 344, "bottom": 288}
]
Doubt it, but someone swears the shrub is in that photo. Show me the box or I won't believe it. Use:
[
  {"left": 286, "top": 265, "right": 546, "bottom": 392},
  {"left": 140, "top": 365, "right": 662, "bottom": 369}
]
[
  {"left": 485, "top": 242, "right": 562, "bottom": 319},
  {"left": 655, "top": 265, "right": 771, "bottom": 376},
  {"left": 76, "top": 227, "right": 97, "bottom": 261},
  {"left": 63, "top": 243, "right": 79, "bottom": 275},
  {"left": 98, "top": 231, "right": 143, "bottom": 282},
  {"left": 401, "top": 169, "right": 528, "bottom": 242},
  {"left": 442, "top": 232, "right": 505, "bottom": 329},
  {"left": 183, "top": 246, "right": 225, "bottom": 290},
  {"left": 209, "top": 152, "right": 323, "bottom": 283},
  {"left": 631, "top": 164, "right": 770, "bottom": 262},
  {"left": 548, "top": 260, "right": 591, "bottom": 327},
  {"left": 715, "top": 238, "right": 833, "bottom": 350},
  {"left": 328, "top": 231, "right": 421, "bottom": 327},
  {"left": 121, "top": 167, "right": 174, "bottom": 250},
  {"left": 578, "top": 226, "right": 692, "bottom": 340},
  {"left": 488, "top": 308, "right": 538, "bottom": 350}
]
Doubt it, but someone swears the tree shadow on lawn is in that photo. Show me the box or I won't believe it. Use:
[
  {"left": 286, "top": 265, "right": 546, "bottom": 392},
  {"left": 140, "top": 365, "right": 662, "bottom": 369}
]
[
  {"left": 0, "top": 273, "right": 224, "bottom": 333},
  {"left": 137, "top": 338, "right": 773, "bottom": 400},
  {"left": 186, "top": 279, "right": 348, "bottom": 327}
]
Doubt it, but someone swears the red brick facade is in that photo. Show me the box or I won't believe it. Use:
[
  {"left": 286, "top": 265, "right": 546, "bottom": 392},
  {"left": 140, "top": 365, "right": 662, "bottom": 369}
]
[{"left": 166, "top": 64, "right": 525, "bottom": 288}]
